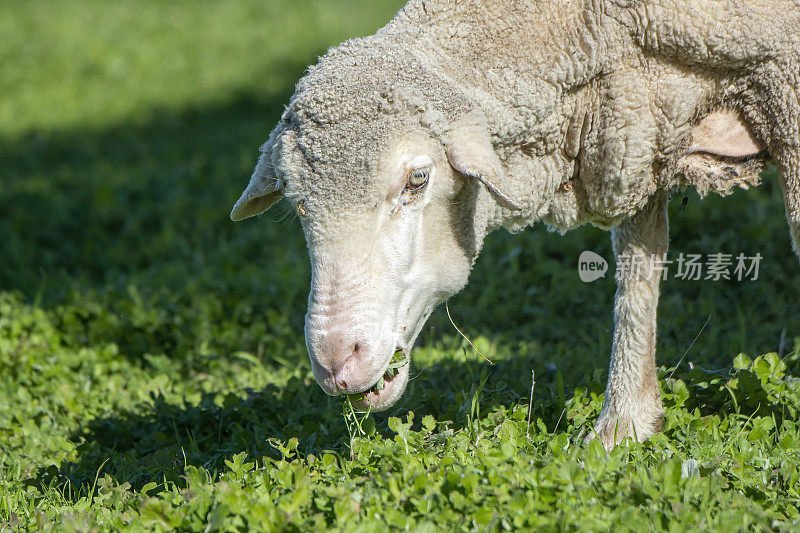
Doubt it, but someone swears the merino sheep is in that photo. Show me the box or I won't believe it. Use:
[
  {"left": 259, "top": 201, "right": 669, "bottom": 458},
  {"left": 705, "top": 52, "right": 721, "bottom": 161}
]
[{"left": 230, "top": 0, "right": 800, "bottom": 449}]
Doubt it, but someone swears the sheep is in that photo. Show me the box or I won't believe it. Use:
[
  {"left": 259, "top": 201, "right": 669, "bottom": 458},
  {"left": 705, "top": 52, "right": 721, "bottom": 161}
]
[{"left": 230, "top": 0, "right": 800, "bottom": 449}]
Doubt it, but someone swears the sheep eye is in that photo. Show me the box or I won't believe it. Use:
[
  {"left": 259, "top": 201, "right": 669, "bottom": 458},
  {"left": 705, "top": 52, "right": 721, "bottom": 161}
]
[{"left": 407, "top": 168, "right": 430, "bottom": 189}]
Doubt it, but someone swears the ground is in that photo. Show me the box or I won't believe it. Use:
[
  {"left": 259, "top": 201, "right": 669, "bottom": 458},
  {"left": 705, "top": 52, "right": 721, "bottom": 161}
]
[{"left": 1, "top": 0, "right": 799, "bottom": 531}]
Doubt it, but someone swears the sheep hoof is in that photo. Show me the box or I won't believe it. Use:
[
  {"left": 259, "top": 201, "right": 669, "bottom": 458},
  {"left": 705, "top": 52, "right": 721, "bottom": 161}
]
[{"left": 583, "top": 409, "right": 665, "bottom": 451}]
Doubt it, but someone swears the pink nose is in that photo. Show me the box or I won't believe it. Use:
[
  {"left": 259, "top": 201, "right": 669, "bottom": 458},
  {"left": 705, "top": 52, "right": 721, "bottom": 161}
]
[
  {"left": 310, "top": 332, "right": 369, "bottom": 393},
  {"left": 331, "top": 342, "right": 363, "bottom": 392}
]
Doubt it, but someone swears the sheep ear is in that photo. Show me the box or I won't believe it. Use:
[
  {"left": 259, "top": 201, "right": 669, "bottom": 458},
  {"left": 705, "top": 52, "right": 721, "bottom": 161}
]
[
  {"left": 444, "top": 116, "right": 521, "bottom": 211},
  {"left": 230, "top": 150, "right": 284, "bottom": 221}
]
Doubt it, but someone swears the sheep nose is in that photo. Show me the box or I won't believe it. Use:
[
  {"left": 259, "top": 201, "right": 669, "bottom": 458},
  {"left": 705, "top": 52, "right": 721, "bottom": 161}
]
[
  {"left": 308, "top": 332, "right": 370, "bottom": 394},
  {"left": 331, "top": 342, "right": 364, "bottom": 392}
]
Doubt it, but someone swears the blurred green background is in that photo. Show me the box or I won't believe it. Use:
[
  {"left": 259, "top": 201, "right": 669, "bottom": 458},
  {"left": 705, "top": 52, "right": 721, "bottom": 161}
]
[{"left": 1, "top": 0, "right": 799, "bottom": 529}]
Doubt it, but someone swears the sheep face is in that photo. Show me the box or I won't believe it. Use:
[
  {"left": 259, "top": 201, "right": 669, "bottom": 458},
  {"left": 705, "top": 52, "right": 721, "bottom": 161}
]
[
  {"left": 232, "top": 115, "right": 511, "bottom": 411},
  {"left": 294, "top": 130, "right": 477, "bottom": 412},
  {"left": 230, "top": 44, "right": 520, "bottom": 411}
]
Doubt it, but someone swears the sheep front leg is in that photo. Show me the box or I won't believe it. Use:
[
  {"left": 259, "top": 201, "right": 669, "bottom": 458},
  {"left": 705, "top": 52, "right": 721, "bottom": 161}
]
[{"left": 587, "top": 191, "right": 668, "bottom": 450}]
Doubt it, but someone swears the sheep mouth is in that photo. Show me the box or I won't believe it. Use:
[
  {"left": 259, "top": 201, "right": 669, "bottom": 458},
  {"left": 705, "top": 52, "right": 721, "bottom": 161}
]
[{"left": 347, "top": 348, "right": 410, "bottom": 412}]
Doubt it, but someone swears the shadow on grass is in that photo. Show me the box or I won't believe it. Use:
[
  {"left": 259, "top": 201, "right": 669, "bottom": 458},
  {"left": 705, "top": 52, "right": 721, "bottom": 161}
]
[
  {"left": 0, "top": 77, "right": 319, "bottom": 366},
  {"left": 0, "top": 88, "right": 296, "bottom": 294},
  {"left": 28, "top": 350, "right": 589, "bottom": 497}
]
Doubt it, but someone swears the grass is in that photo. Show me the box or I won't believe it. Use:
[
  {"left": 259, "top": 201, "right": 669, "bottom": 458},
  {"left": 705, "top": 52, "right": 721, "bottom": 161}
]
[{"left": 1, "top": 0, "right": 799, "bottom": 530}]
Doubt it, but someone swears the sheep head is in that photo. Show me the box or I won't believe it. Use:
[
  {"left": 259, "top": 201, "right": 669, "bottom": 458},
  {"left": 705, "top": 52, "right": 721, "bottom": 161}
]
[{"left": 230, "top": 41, "right": 519, "bottom": 411}]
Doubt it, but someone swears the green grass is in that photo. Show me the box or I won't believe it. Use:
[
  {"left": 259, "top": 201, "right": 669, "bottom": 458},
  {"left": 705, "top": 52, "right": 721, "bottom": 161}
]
[{"left": 2, "top": 0, "right": 800, "bottom": 530}]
